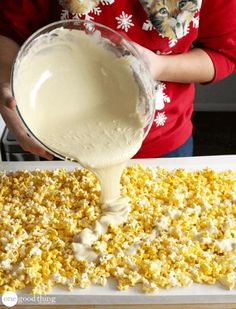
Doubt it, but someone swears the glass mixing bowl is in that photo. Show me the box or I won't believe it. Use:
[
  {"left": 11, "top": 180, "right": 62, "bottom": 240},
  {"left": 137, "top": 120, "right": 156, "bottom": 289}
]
[{"left": 11, "top": 20, "right": 155, "bottom": 162}]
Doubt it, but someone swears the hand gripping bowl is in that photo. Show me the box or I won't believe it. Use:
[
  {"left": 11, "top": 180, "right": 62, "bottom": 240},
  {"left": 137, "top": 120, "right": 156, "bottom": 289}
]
[{"left": 11, "top": 20, "right": 155, "bottom": 162}]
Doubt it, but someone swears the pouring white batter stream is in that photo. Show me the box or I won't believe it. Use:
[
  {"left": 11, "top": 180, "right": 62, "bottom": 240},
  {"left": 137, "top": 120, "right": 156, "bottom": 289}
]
[{"left": 14, "top": 29, "right": 145, "bottom": 261}]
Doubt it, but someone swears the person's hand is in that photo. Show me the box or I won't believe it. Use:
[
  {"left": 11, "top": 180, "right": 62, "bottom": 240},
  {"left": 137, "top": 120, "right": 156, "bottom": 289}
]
[
  {"left": 133, "top": 43, "right": 163, "bottom": 80},
  {"left": 0, "top": 82, "right": 53, "bottom": 160},
  {"left": 133, "top": 43, "right": 215, "bottom": 83}
]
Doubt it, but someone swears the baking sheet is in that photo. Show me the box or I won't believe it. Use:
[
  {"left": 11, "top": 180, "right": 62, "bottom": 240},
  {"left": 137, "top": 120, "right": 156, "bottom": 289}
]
[
  {"left": 0, "top": 155, "right": 236, "bottom": 305},
  {"left": 0, "top": 155, "right": 236, "bottom": 172}
]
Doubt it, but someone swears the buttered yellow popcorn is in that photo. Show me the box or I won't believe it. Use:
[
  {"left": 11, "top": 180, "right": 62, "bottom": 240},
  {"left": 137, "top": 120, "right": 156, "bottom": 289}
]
[{"left": 0, "top": 165, "right": 235, "bottom": 294}]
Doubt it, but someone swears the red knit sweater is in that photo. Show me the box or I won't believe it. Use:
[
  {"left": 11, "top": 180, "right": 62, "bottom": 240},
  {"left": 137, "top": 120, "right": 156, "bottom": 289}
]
[{"left": 1, "top": 0, "right": 236, "bottom": 157}]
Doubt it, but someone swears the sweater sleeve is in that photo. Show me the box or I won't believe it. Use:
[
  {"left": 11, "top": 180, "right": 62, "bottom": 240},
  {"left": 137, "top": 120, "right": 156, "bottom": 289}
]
[
  {"left": 194, "top": 0, "right": 236, "bottom": 82},
  {"left": 0, "top": 0, "right": 59, "bottom": 45}
]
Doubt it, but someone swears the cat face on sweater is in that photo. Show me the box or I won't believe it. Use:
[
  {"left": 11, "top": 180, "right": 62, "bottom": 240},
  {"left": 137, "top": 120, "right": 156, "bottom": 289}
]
[
  {"left": 60, "top": 0, "right": 99, "bottom": 14},
  {"left": 140, "top": 0, "right": 199, "bottom": 40}
]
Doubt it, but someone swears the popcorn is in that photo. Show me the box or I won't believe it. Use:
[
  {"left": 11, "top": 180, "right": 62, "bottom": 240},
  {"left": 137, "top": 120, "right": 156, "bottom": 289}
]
[
  {"left": 29, "top": 243, "right": 42, "bottom": 256},
  {"left": 215, "top": 239, "right": 236, "bottom": 252},
  {"left": 0, "top": 166, "right": 235, "bottom": 294},
  {"left": 219, "top": 272, "right": 236, "bottom": 289},
  {"left": 1, "top": 259, "right": 12, "bottom": 270},
  {"left": 142, "top": 278, "right": 159, "bottom": 293}
]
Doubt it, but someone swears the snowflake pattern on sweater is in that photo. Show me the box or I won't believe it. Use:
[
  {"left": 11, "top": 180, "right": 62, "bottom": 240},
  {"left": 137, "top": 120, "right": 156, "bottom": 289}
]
[{"left": 116, "top": 11, "right": 134, "bottom": 32}]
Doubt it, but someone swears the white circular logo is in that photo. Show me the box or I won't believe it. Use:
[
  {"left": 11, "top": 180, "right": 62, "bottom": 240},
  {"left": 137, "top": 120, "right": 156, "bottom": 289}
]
[{"left": 2, "top": 292, "right": 18, "bottom": 307}]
